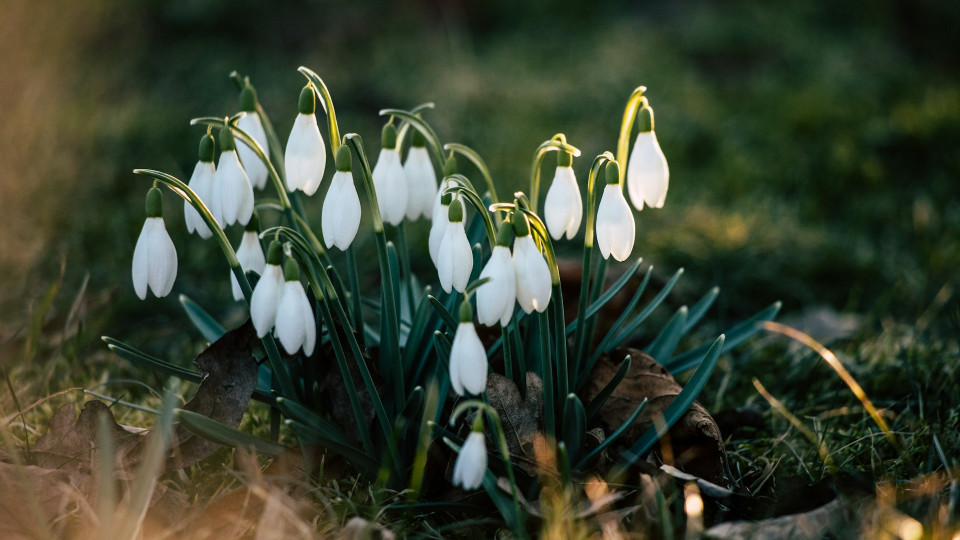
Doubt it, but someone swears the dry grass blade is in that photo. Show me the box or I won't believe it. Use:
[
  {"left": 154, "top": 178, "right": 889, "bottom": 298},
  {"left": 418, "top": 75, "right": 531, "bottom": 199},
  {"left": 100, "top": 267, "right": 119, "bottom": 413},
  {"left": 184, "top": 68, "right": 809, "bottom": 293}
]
[
  {"left": 762, "top": 321, "right": 899, "bottom": 452},
  {"left": 752, "top": 378, "right": 834, "bottom": 471}
]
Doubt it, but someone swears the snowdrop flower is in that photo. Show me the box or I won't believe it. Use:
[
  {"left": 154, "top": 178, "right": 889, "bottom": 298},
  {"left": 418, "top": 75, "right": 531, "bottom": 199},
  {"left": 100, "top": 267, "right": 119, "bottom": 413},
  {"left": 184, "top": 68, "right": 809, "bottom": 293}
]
[
  {"left": 211, "top": 127, "right": 255, "bottom": 227},
  {"left": 322, "top": 145, "right": 361, "bottom": 251},
  {"left": 429, "top": 169, "right": 459, "bottom": 266},
  {"left": 275, "top": 259, "right": 316, "bottom": 356},
  {"left": 235, "top": 86, "right": 270, "bottom": 190},
  {"left": 450, "top": 299, "right": 488, "bottom": 396},
  {"left": 230, "top": 216, "right": 266, "bottom": 301},
  {"left": 476, "top": 224, "right": 516, "bottom": 327},
  {"left": 626, "top": 105, "right": 669, "bottom": 210},
  {"left": 132, "top": 187, "right": 177, "bottom": 300},
  {"left": 596, "top": 161, "right": 635, "bottom": 262},
  {"left": 184, "top": 133, "right": 215, "bottom": 239},
  {"left": 543, "top": 150, "right": 582, "bottom": 240},
  {"left": 403, "top": 129, "right": 437, "bottom": 220},
  {"left": 250, "top": 241, "right": 284, "bottom": 338},
  {"left": 284, "top": 85, "right": 326, "bottom": 196},
  {"left": 452, "top": 418, "right": 487, "bottom": 490},
  {"left": 372, "top": 124, "right": 408, "bottom": 226},
  {"left": 512, "top": 218, "right": 552, "bottom": 313},
  {"left": 437, "top": 197, "right": 473, "bottom": 293}
]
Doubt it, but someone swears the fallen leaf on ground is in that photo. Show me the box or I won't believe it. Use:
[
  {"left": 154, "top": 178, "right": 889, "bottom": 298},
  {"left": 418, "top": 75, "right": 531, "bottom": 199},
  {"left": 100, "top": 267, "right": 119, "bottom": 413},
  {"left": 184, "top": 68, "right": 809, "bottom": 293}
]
[
  {"left": 485, "top": 372, "right": 543, "bottom": 475},
  {"left": 582, "top": 349, "right": 727, "bottom": 485}
]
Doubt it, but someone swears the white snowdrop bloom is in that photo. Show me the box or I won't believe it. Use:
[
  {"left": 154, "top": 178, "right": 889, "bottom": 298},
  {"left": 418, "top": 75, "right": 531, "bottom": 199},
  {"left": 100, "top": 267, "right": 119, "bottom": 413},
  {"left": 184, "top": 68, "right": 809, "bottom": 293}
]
[
  {"left": 626, "top": 106, "right": 669, "bottom": 210},
  {"left": 284, "top": 85, "right": 326, "bottom": 196},
  {"left": 236, "top": 86, "right": 270, "bottom": 190},
  {"left": 429, "top": 177, "right": 459, "bottom": 266},
  {"left": 230, "top": 225, "right": 266, "bottom": 301},
  {"left": 274, "top": 260, "right": 316, "bottom": 356},
  {"left": 250, "top": 241, "right": 284, "bottom": 338},
  {"left": 452, "top": 431, "right": 488, "bottom": 490},
  {"left": 476, "top": 244, "right": 516, "bottom": 327},
  {"left": 543, "top": 161, "right": 582, "bottom": 240},
  {"left": 449, "top": 321, "right": 488, "bottom": 396},
  {"left": 512, "top": 231, "right": 552, "bottom": 313},
  {"left": 132, "top": 187, "right": 177, "bottom": 300},
  {"left": 322, "top": 171, "right": 361, "bottom": 251},
  {"left": 437, "top": 198, "right": 472, "bottom": 293},
  {"left": 184, "top": 133, "right": 216, "bottom": 239},
  {"left": 402, "top": 130, "right": 437, "bottom": 220},
  {"left": 372, "top": 124, "right": 408, "bottom": 226},
  {"left": 212, "top": 128, "right": 255, "bottom": 227},
  {"left": 596, "top": 182, "right": 635, "bottom": 262}
]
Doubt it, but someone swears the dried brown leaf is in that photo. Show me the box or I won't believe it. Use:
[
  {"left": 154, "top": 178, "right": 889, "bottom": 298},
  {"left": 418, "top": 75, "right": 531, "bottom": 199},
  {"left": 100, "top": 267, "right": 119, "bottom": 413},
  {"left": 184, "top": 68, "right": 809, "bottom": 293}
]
[{"left": 485, "top": 372, "right": 543, "bottom": 475}]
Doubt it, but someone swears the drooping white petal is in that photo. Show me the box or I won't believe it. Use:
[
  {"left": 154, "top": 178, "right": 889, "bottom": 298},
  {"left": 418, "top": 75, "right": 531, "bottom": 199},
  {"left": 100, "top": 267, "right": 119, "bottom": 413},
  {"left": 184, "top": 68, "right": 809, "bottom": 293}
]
[
  {"left": 214, "top": 150, "right": 255, "bottom": 226},
  {"left": 372, "top": 148, "right": 408, "bottom": 226},
  {"left": 512, "top": 235, "right": 552, "bottom": 313},
  {"left": 626, "top": 131, "right": 669, "bottom": 211},
  {"left": 437, "top": 221, "right": 473, "bottom": 293},
  {"left": 132, "top": 217, "right": 177, "bottom": 300},
  {"left": 543, "top": 166, "right": 582, "bottom": 240},
  {"left": 403, "top": 146, "right": 437, "bottom": 220},
  {"left": 321, "top": 171, "right": 361, "bottom": 251},
  {"left": 236, "top": 113, "right": 270, "bottom": 190},
  {"left": 476, "top": 246, "right": 516, "bottom": 327},
  {"left": 185, "top": 160, "right": 215, "bottom": 238},
  {"left": 275, "top": 281, "right": 315, "bottom": 355},
  {"left": 230, "top": 231, "right": 267, "bottom": 301},
  {"left": 250, "top": 264, "right": 284, "bottom": 337},
  {"left": 596, "top": 184, "right": 635, "bottom": 262},
  {"left": 452, "top": 431, "right": 488, "bottom": 490},
  {"left": 449, "top": 322, "right": 488, "bottom": 396},
  {"left": 284, "top": 113, "right": 326, "bottom": 196}
]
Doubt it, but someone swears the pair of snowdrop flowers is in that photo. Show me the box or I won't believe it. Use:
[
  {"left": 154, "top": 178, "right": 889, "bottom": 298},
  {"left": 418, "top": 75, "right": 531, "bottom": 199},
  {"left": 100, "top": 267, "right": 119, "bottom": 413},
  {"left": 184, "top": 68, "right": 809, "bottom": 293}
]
[
  {"left": 372, "top": 123, "right": 439, "bottom": 226},
  {"left": 476, "top": 218, "right": 552, "bottom": 327},
  {"left": 250, "top": 241, "right": 317, "bottom": 356}
]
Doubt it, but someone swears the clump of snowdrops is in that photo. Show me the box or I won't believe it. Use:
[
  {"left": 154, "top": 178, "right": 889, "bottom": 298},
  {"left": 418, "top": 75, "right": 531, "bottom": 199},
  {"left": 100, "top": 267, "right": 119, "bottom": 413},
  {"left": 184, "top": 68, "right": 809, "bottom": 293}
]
[{"left": 113, "top": 67, "right": 778, "bottom": 536}]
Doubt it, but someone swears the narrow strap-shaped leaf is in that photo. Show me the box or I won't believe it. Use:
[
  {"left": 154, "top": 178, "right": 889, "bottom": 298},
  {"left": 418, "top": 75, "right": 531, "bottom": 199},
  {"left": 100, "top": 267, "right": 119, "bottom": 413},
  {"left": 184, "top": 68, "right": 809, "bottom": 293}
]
[
  {"left": 179, "top": 294, "right": 226, "bottom": 342},
  {"left": 383, "top": 241, "right": 405, "bottom": 410},
  {"left": 584, "top": 354, "right": 632, "bottom": 423},
  {"left": 274, "top": 397, "right": 356, "bottom": 450},
  {"left": 644, "top": 306, "right": 690, "bottom": 362},
  {"left": 576, "top": 398, "right": 647, "bottom": 470},
  {"left": 428, "top": 295, "right": 459, "bottom": 333},
  {"left": 665, "top": 301, "right": 781, "bottom": 373},
  {"left": 563, "top": 394, "right": 587, "bottom": 463},
  {"left": 610, "top": 335, "right": 725, "bottom": 479},
  {"left": 683, "top": 286, "right": 719, "bottom": 335},
  {"left": 564, "top": 257, "right": 643, "bottom": 335},
  {"left": 403, "top": 293, "right": 434, "bottom": 382},
  {"left": 606, "top": 267, "right": 685, "bottom": 351},
  {"left": 102, "top": 337, "right": 201, "bottom": 383},
  {"left": 177, "top": 409, "right": 286, "bottom": 457}
]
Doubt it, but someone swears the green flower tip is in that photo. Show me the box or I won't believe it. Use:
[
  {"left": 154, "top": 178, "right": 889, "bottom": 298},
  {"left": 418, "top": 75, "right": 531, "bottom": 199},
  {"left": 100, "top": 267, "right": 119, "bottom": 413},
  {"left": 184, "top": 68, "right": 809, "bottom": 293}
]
[
  {"left": 443, "top": 155, "right": 458, "bottom": 177},
  {"left": 220, "top": 127, "right": 236, "bottom": 151},
  {"left": 512, "top": 215, "right": 530, "bottom": 237},
  {"left": 411, "top": 128, "right": 427, "bottom": 148},
  {"left": 240, "top": 86, "right": 257, "bottom": 112},
  {"left": 245, "top": 212, "right": 260, "bottom": 232},
  {"left": 638, "top": 106, "right": 654, "bottom": 132},
  {"left": 283, "top": 258, "right": 301, "bottom": 281},
  {"left": 470, "top": 413, "right": 484, "bottom": 433},
  {"left": 335, "top": 144, "right": 353, "bottom": 172},
  {"left": 381, "top": 123, "right": 398, "bottom": 149},
  {"left": 298, "top": 85, "right": 316, "bottom": 115},
  {"left": 440, "top": 192, "right": 453, "bottom": 206},
  {"left": 605, "top": 160, "right": 621, "bottom": 185},
  {"left": 266, "top": 240, "right": 283, "bottom": 265},
  {"left": 448, "top": 198, "right": 464, "bottom": 223},
  {"left": 496, "top": 220, "right": 515, "bottom": 246},
  {"left": 458, "top": 299, "right": 473, "bottom": 323},
  {"left": 145, "top": 186, "right": 163, "bottom": 218},
  {"left": 557, "top": 150, "right": 572, "bottom": 168},
  {"left": 198, "top": 133, "right": 216, "bottom": 162}
]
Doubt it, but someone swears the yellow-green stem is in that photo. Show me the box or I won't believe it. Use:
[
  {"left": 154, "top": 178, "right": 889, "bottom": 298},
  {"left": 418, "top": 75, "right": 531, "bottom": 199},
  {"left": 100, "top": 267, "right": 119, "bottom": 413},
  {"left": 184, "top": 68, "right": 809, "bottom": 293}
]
[{"left": 615, "top": 86, "right": 649, "bottom": 182}]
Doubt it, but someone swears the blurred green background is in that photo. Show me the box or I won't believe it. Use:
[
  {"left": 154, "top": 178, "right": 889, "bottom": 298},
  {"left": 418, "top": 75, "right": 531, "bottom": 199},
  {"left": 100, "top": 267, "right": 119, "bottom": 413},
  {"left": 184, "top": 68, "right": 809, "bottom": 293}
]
[{"left": 3, "top": 0, "right": 959, "bottom": 358}]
